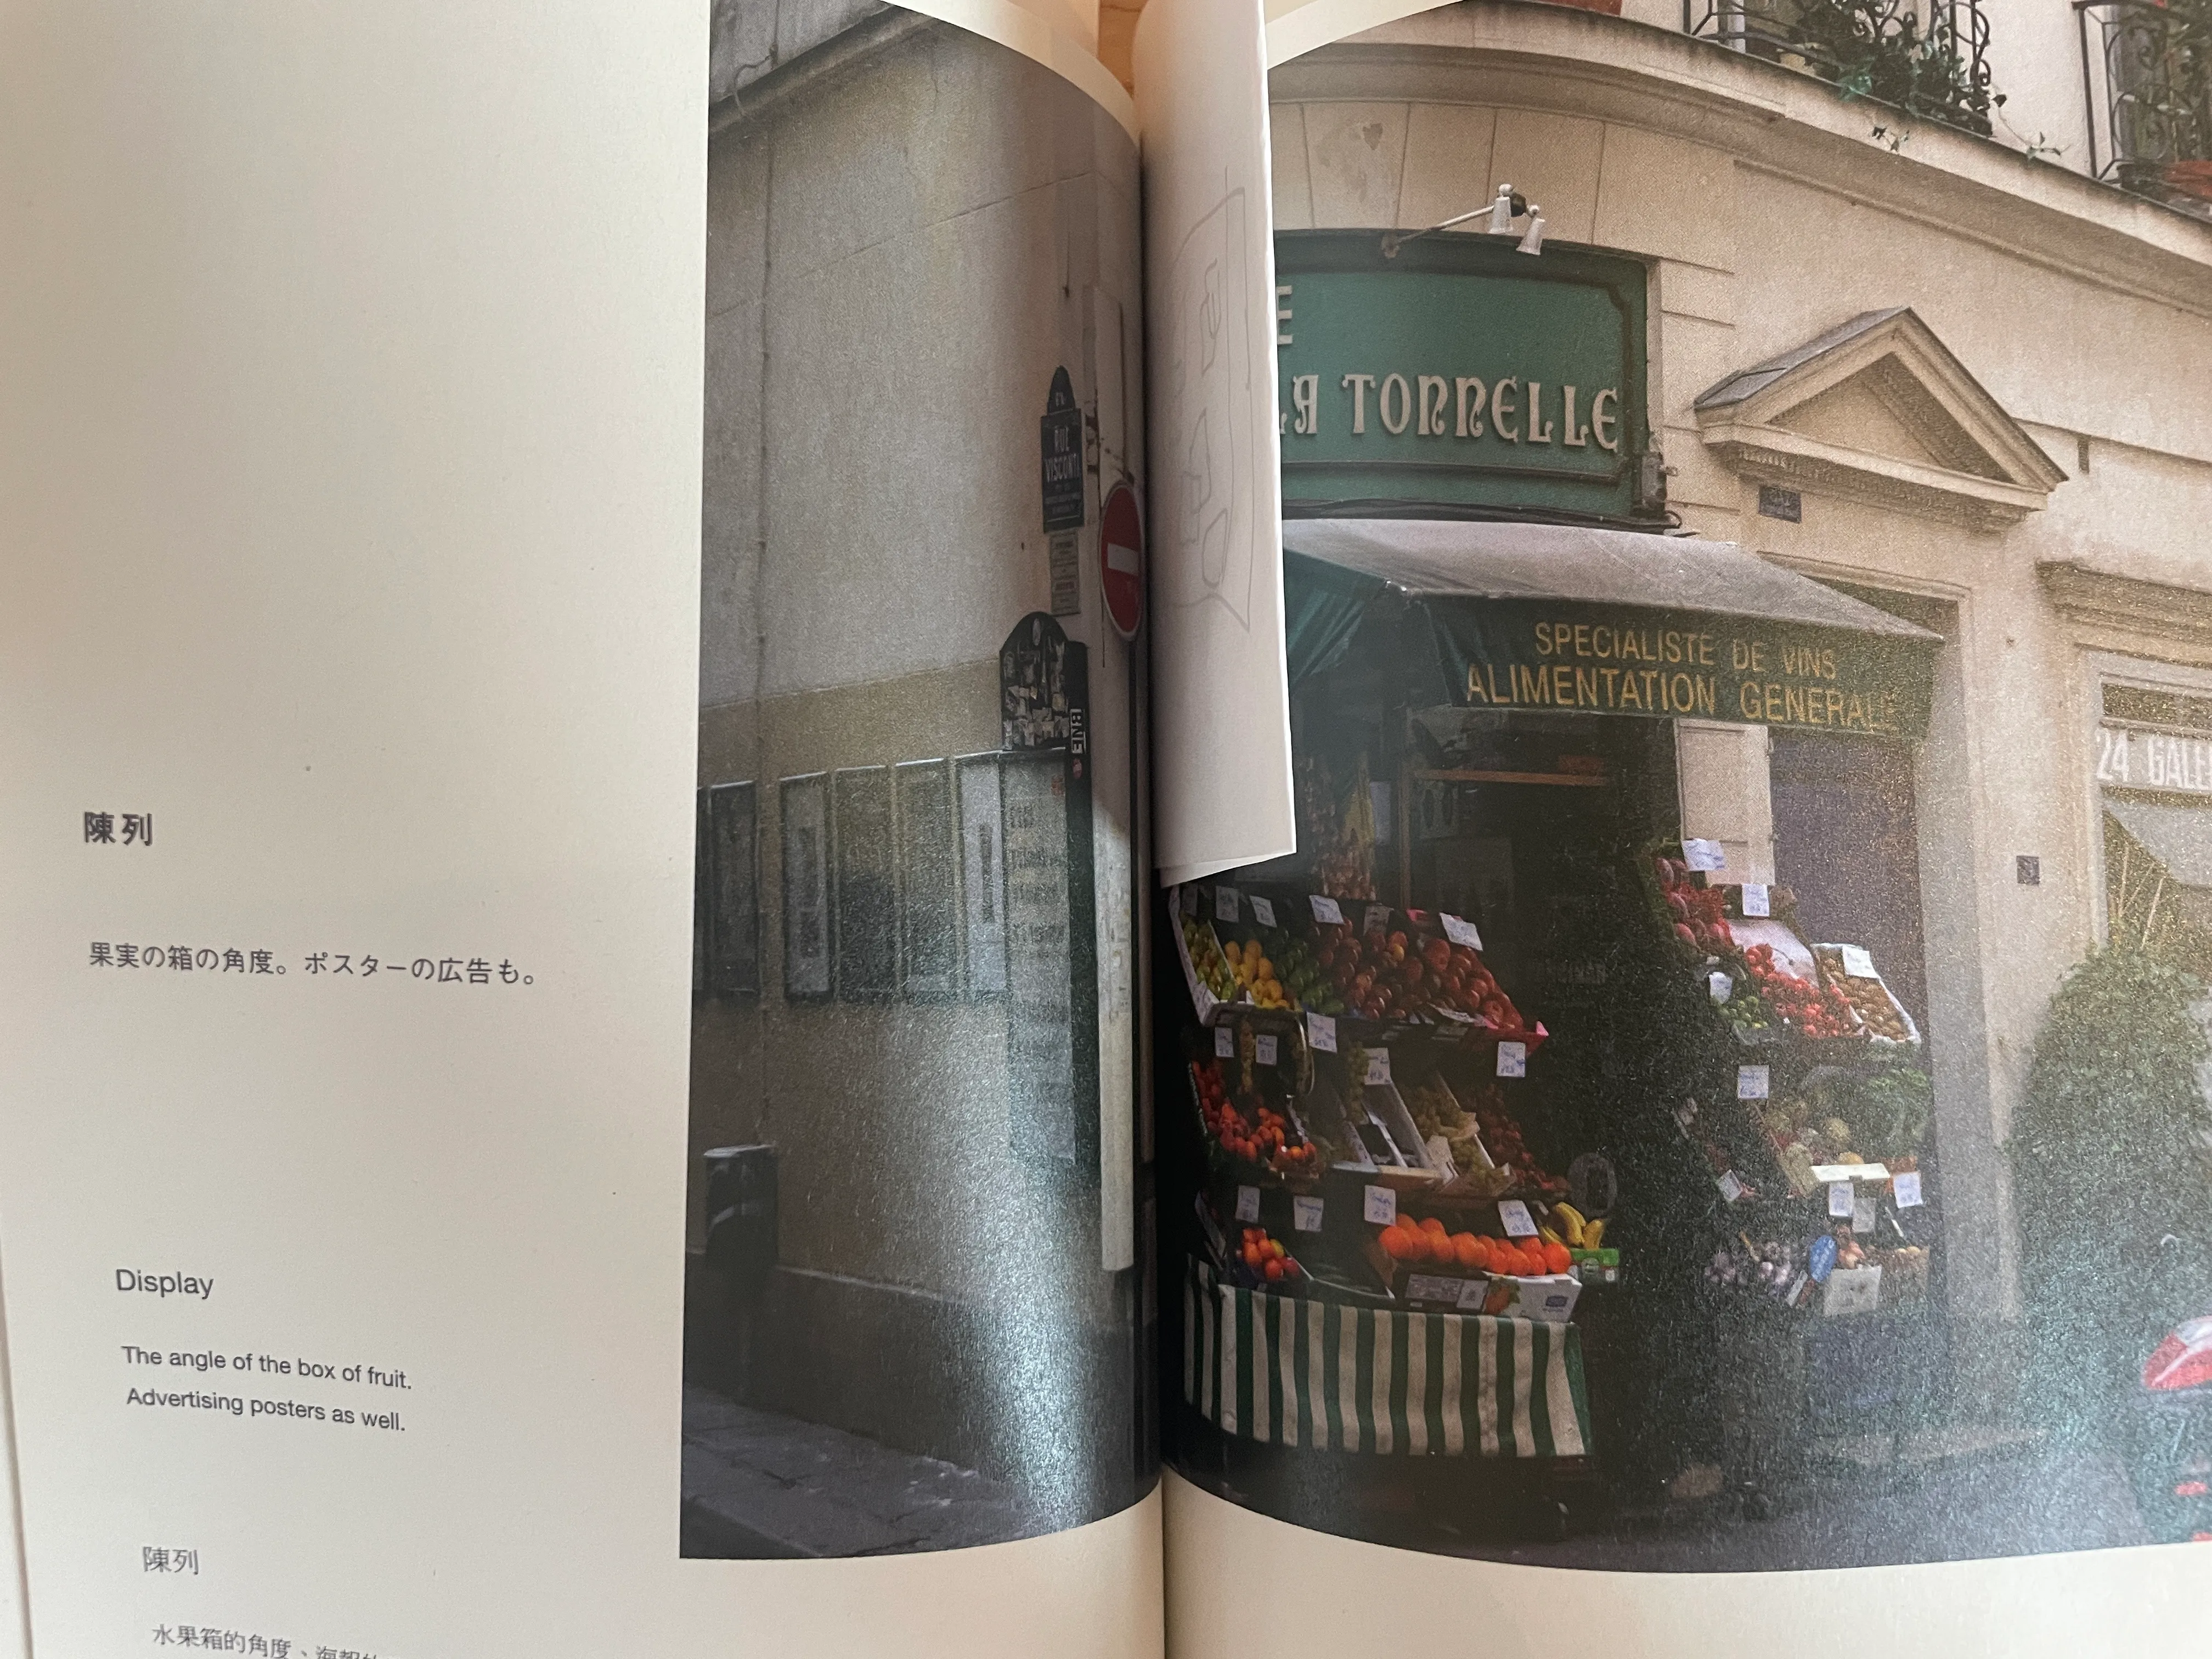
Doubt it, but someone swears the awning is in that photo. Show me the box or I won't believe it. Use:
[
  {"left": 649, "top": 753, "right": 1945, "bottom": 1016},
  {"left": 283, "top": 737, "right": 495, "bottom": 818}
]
[
  {"left": 1282, "top": 518, "right": 1943, "bottom": 740},
  {"left": 2106, "top": 797, "right": 2212, "bottom": 888}
]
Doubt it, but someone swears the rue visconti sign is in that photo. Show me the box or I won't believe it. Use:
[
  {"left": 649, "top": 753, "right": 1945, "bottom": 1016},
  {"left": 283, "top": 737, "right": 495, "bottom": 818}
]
[
  {"left": 1438, "top": 603, "right": 1933, "bottom": 738},
  {"left": 2096, "top": 721, "right": 2212, "bottom": 795},
  {"left": 1273, "top": 233, "right": 1651, "bottom": 520}
]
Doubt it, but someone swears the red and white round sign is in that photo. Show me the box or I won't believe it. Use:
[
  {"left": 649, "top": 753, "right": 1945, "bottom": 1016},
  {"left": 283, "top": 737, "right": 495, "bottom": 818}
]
[{"left": 1100, "top": 481, "right": 1143, "bottom": 641}]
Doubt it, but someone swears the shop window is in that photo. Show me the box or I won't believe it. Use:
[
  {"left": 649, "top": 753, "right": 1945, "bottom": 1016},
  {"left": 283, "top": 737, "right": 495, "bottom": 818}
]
[
  {"left": 780, "top": 772, "right": 832, "bottom": 1000},
  {"left": 702, "top": 781, "right": 761, "bottom": 996},
  {"left": 955, "top": 752, "right": 1009, "bottom": 998},
  {"left": 831, "top": 766, "right": 898, "bottom": 1001},
  {"left": 896, "top": 759, "right": 958, "bottom": 1002}
]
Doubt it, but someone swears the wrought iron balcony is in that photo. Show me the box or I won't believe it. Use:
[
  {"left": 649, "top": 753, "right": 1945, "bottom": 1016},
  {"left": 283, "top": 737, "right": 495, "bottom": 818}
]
[
  {"left": 1682, "top": 0, "right": 1997, "bottom": 136},
  {"left": 2077, "top": 0, "right": 2212, "bottom": 212}
]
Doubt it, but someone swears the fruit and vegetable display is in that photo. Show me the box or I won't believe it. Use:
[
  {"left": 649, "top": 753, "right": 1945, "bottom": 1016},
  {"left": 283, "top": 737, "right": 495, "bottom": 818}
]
[
  {"left": 1378, "top": 1214, "right": 1571, "bottom": 1277},
  {"left": 1546, "top": 1203, "right": 1605, "bottom": 1251},
  {"left": 1190, "top": 1058, "right": 1317, "bottom": 1177},
  {"left": 1653, "top": 854, "right": 1738, "bottom": 958},
  {"left": 1812, "top": 946, "right": 1916, "bottom": 1042},
  {"left": 1235, "top": 1224, "right": 1305, "bottom": 1284},
  {"left": 1470, "top": 1094, "right": 1568, "bottom": 1200},
  {"left": 1740, "top": 942, "right": 1858, "bottom": 1039},
  {"left": 1220, "top": 936, "right": 1292, "bottom": 1010},
  {"left": 1313, "top": 919, "right": 1526, "bottom": 1030},
  {"left": 1181, "top": 915, "right": 1235, "bottom": 1002}
]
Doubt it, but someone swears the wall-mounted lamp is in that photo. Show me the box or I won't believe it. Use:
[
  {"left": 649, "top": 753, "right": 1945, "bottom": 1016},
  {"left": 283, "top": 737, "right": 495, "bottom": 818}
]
[{"left": 1382, "top": 183, "right": 1545, "bottom": 258}]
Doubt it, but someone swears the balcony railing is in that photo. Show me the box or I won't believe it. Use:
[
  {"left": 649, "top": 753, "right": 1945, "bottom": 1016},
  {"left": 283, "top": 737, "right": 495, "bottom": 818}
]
[
  {"left": 1683, "top": 0, "right": 1997, "bottom": 136},
  {"left": 2077, "top": 0, "right": 2212, "bottom": 210}
]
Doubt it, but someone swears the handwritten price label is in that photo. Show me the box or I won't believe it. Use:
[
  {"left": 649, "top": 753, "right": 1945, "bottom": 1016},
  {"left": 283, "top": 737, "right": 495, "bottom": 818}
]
[
  {"left": 1306, "top": 1011, "right": 1337, "bottom": 1054},
  {"left": 1255, "top": 1034, "right": 1279, "bottom": 1067},
  {"left": 1364, "top": 1048, "right": 1392, "bottom": 1085},
  {"left": 1741, "top": 883, "right": 1770, "bottom": 918},
  {"left": 1214, "top": 1026, "right": 1235, "bottom": 1059},
  {"left": 1363, "top": 1184, "right": 1398, "bottom": 1226},
  {"left": 1737, "top": 1064, "right": 1770, "bottom": 1101},
  {"left": 1829, "top": 1181, "right": 1855, "bottom": 1218},
  {"left": 1498, "top": 1199, "right": 1537, "bottom": 1238},
  {"left": 1235, "top": 1185, "right": 1260, "bottom": 1223},
  {"left": 1441, "top": 913, "right": 1483, "bottom": 949},
  {"left": 1308, "top": 895, "right": 1344, "bottom": 926},
  {"left": 1894, "top": 1171, "right": 1923, "bottom": 1209},
  {"left": 1249, "top": 895, "right": 1277, "bottom": 929},
  {"left": 1497, "top": 1041, "right": 1527, "bottom": 1079},
  {"left": 1683, "top": 838, "right": 1728, "bottom": 872},
  {"left": 1215, "top": 887, "right": 1242, "bottom": 923},
  {"left": 1293, "top": 1196, "right": 1324, "bottom": 1233}
]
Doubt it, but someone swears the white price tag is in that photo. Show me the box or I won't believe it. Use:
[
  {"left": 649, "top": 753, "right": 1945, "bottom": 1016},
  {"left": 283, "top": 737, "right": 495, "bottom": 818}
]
[
  {"left": 1293, "top": 1195, "right": 1324, "bottom": 1233},
  {"left": 1852, "top": 1186, "right": 1877, "bottom": 1234},
  {"left": 1737, "top": 1064, "right": 1770, "bottom": 1101},
  {"left": 1829, "top": 1181, "right": 1855, "bottom": 1218},
  {"left": 1254, "top": 1034, "right": 1279, "bottom": 1067},
  {"left": 1893, "top": 1170, "right": 1924, "bottom": 1209},
  {"left": 1364, "top": 904, "right": 1392, "bottom": 935},
  {"left": 1364, "top": 1048, "right": 1392, "bottom": 1085},
  {"left": 1306, "top": 1011, "right": 1336, "bottom": 1054},
  {"left": 1179, "top": 884, "right": 1199, "bottom": 916},
  {"left": 1456, "top": 1279, "right": 1489, "bottom": 1312},
  {"left": 1840, "top": 944, "right": 1878, "bottom": 979},
  {"left": 1718, "top": 1170, "right": 1746, "bottom": 1204},
  {"left": 1249, "top": 895, "right": 1277, "bottom": 929},
  {"left": 1497, "top": 1041, "right": 1528, "bottom": 1078},
  {"left": 1308, "top": 894, "right": 1344, "bottom": 926},
  {"left": 1441, "top": 913, "right": 1483, "bottom": 950},
  {"left": 1363, "top": 1184, "right": 1397, "bottom": 1226},
  {"left": 1708, "top": 970, "right": 1734, "bottom": 1005},
  {"left": 1683, "top": 838, "right": 1728, "bottom": 872},
  {"left": 1215, "top": 886, "right": 1241, "bottom": 923},
  {"left": 1234, "top": 1185, "right": 1260, "bottom": 1223},
  {"left": 1214, "top": 1026, "right": 1235, "bottom": 1058},
  {"left": 1498, "top": 1199, "right": 1538, "bottom": 1238},
  {"left": 1741, "top": 883, "right": 1771, "bottom": 918}
]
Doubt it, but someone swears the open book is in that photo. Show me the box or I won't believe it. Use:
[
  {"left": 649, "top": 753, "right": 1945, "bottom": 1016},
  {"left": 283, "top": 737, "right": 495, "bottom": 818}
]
[{"left": 5, "top": 0, "right": 2210, "bottom": 1652}]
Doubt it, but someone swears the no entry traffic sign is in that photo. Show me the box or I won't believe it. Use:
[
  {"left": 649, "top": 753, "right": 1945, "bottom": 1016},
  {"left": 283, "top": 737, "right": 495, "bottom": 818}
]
[{"left": 1101, "top": 481, "right": 1143, "bottom": 640}]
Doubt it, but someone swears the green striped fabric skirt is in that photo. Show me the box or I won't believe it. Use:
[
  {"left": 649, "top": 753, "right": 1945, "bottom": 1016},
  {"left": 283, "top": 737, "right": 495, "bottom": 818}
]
[{"left": 1184, "top": 1262, "right": 1594, "bottom": 1459}]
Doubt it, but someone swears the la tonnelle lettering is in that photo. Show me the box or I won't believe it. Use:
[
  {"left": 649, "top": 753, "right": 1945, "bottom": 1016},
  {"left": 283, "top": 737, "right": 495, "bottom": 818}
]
[
  {"left": 117, "top": 1267, "right": 213, "bottom": 1300},
  {"left": 1284, "top": 371, "right": 1621, "bottom": 449}
]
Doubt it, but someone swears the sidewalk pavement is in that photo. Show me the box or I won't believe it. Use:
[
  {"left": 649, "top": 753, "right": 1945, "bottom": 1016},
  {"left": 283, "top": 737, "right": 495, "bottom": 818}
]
[{"left": 680, "top": 1385, "right": 1046, "bottom": 1558}]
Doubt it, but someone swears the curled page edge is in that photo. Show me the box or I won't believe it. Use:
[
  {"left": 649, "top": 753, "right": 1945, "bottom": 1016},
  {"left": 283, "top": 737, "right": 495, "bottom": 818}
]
[{"left": 1135, "top": 0, "right": 1299, "bottom": 881}]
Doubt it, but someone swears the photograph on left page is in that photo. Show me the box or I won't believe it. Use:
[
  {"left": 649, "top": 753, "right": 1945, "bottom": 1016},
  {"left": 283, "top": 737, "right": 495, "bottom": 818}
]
[{"left": 677, "top": 2, "right": 1158, "bottom": 1557}]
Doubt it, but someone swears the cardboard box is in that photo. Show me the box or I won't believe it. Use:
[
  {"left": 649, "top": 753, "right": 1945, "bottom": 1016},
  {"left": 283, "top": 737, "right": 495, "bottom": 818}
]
[{"left": 1480, "top": 1272, "right": 1582, "bottom": 1323}]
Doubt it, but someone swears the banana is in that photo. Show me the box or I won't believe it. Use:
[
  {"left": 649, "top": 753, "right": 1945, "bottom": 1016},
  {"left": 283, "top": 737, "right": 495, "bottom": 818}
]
[
  {"left": 1581, "top": 1217, "right": 1605, "bottom": 1250},
  {"left": 1552, "top": 1204, "right": 1588, "bottom": 1247},
  {"left": 1538, "top": 1225, "right": 1565, "bottom": 1247}
]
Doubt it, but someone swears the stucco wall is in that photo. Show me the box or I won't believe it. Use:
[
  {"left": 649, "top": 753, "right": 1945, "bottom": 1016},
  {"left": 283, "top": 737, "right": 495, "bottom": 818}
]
[{"left": 692, "top": 16, "right": 1147, "bottom": 1481}]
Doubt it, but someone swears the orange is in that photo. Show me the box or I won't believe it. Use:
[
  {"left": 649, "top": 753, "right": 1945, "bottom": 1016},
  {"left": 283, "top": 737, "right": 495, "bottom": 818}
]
[
  {"left": 1543, "top": 1240, "right": 1572, "bottom": 1274},
  {"left": 1452, "top": 1233, "right": 1481, "bottom": 1270},
  {"left": 1420, "top": 1215, "right": 1447, "bottom": 1235}
]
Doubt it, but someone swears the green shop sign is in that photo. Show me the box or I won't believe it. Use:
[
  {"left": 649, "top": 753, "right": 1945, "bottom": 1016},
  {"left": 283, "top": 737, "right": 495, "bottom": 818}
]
[
  {"left": 1274, "top": 232, "right": 1652, "bottom": 521},
  {"left": 1438, "top": 602, "right": 1932, "bottom": 739}
]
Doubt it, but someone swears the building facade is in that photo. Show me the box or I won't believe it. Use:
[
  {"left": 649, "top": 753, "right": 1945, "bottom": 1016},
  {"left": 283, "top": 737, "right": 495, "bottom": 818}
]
[
  {"left": 688, "top": 1, "right": 1151, "bottom": 1527},
  {"left": 1263, "top": 0, "right": 2212, "bottom": 1412}
]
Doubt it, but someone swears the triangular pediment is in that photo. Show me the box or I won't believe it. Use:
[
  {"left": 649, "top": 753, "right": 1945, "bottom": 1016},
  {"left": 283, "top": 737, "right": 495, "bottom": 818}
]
[{"left": 1694, "top": 308, "right": 2067, "bottom": 530}]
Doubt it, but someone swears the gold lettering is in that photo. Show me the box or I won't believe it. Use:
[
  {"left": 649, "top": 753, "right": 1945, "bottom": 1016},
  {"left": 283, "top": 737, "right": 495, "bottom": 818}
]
[
  {"left": 1573, "top": 624, "right": 1591, "bottom": 659},
  {"left": 1591, "top": 387, "right": 1620, "bottom": 452},
  {"left": 1554, "top": 665, "right": 1575, "bottom": 705},
  {"left": 1618, "top": 670, "right": 1643, "bottom": 710},
  {"left": 1379, "top": 374, "right": 1412, "bottom": 435},
  {"left": 1765, "top": 684, "right": 1784, "bottom": 722},
  {"left": 1341, "top": 373, "right": 1374, "bottom": 433},
  {"left": 1826, "top": 687, "right": 1844, "bottom": 726},
  {"left": 1740, "top": 682, "right": 1763, "bottom": 721},
  {"left": 1527, "top": 381, "right": 1555, "bottom": 444},
  {"left": 1493, "top": 377, "right": 1520, "bottom": 443},
  {"left": 1670, "top": 671, "right": 1696, "bottom": 712},
  {"left": 1455, "top": 377, "right": 1487, "bottom": 439},
  {"left": 1417, "top": 375, "right": 1448, "bottom": 436},
  {"left": 1595, "top": 667, "right": 1616, "bottom": 706},
  {"left": 1562, "top": 385, "right": 1589, "bottom": 448}
]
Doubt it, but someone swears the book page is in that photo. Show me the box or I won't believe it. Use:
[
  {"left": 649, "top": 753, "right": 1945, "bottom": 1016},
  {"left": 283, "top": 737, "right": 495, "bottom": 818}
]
[
  {"left": 0, "top": 1, "right": 1159, "bottom": 1652},
  {"left": 1148, "top": 0, "right": 2212, "bottom": 1649}
]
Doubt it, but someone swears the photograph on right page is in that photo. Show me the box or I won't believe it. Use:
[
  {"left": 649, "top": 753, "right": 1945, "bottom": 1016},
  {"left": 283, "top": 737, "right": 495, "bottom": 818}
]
[{"left": 1156, "top": 0, "right": 2212, "bottom": 1572}]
